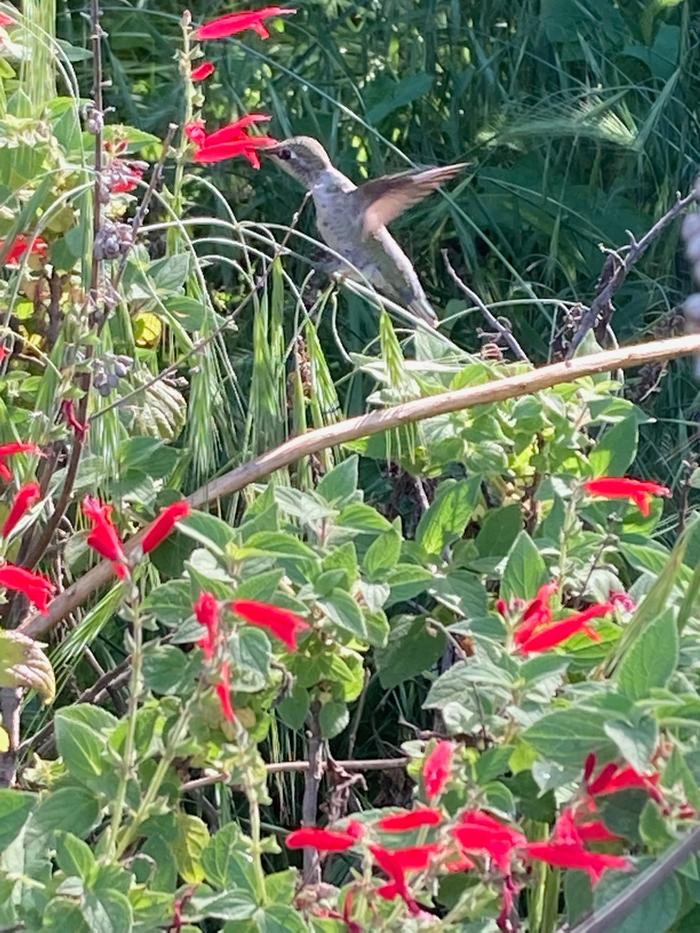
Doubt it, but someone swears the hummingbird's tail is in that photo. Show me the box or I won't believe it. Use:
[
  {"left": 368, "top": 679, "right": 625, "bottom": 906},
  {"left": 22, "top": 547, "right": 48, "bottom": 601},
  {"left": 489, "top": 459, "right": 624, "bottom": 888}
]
[{"left": 408, "top": 296, "right": 439, "bottom": 328}]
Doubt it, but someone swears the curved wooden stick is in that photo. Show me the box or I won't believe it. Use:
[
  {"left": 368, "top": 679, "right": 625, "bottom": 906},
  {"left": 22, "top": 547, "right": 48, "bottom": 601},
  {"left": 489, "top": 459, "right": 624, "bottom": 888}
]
[{"left": 20, "top": 332, "right": 700, "bottom": 640}]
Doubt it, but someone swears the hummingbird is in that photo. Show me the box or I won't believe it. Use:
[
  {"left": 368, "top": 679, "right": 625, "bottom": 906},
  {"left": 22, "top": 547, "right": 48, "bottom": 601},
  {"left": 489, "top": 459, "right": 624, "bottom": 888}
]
[{"left": 265, "top": 136, "right": 465, "bottom": 326}]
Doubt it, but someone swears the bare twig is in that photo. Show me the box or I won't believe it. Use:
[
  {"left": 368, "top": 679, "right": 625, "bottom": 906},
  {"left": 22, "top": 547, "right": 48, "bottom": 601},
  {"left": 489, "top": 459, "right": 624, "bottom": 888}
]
[
  {"left": 180, "top": 757, "right": 411, "bottom": 793},
  {"left": 567, "top": 825, "right": 700, "bottom": 933},
  {"left": 19, "top": 332, "right": 700, "bottom": 641},
  {"left": 443, "top": 251, "right": 529, "bottom": 362},
  {"left": 567, "top": 189, "right": 700, "bottom": 358}
]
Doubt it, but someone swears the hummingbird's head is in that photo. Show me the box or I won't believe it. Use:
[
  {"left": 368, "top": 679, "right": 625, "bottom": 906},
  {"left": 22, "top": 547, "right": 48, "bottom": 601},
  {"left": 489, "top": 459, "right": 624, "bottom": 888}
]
[{"left": 265, "top": 136, "right": 333, "bottom": 188}]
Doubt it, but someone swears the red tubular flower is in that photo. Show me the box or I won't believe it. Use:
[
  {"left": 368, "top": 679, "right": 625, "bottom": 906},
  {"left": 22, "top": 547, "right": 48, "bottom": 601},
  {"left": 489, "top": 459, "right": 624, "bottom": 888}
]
[
  {"left": 82, "top": 497, "right": 129, "bottom": 579},
  {"left": 583, "top": 476, "right": 671, "bottom": 517},
  {"left": 2, "top": 482, "right": 40, "bottom": 538},
  {"left": 423, "top": 740, "right": 454, "bottom": 800},
  {"left": 585, "top": 753, "right": 663, "bottom": 803},
  {"left": 0, "top": 12, "right": 14, "bottom": 26},
  {"left": 199, "top": 114, "right": 271, "bottom": 147},
  {"left": 0, "top": 234, "right": 48, "bottom": 266},
  {"left": 517, "top": 602, "right": 613, "bottom": 655},
  {"left": 512, "top": 581, "right": 558, "bottom": 647},
  {"left": 452, "top": 811, "right": 527, "bottom": 875},
  {"left": 195, "top": 591, "right": 219, "bottom": 660},
  {"left": 370, "top": 844, "right": 438, "bottom": 916},
  {"left": 194, "top": 7, "right": 296, "bottom": 41},
  {"left": 378, "top": 807, "right": 443, "bottom": 832},
  {"left": 193, "top": 136, "right": 278, "bottom": 169},
  {"left": 141, "top": 500, "right": 190, "bottom": 554},
  {"left": 526, "top": 840, "right": 630, "bottom": 885},
  {"left": 0, "top": 442, "right": 43, "bottom": 483},
  {"left": 286, "top": 827, "right": 358, "bottom": 852},
  {"left": 191, "top": 61, "right": 216, "bottom": 81},
  {"left": 0, "top": 563, "right": 55, "bottom": 614},
  {"left": 215, "top": 661, "right": 235, "bottom": 722},
  {"left": 231, "top": 599, "right": 310, "bottom": 651},
  {"left": 60, "top": 401, "right": 88, "bottom": 442},
  {"left": 575, "top": 819, "right": 621, "bottom": 844}
]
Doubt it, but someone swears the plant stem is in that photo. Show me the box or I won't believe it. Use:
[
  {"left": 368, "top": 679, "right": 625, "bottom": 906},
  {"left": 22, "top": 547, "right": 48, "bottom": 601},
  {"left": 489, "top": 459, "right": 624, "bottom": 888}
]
[
  {"left": 106, "top": 596, "right": 143, "bottom": 856},
  {"left": 114, "top": 698, "right": 194, "bottom": 859},
  {"left": 247, "top": 781, "right": 268, "bottom": 907}
]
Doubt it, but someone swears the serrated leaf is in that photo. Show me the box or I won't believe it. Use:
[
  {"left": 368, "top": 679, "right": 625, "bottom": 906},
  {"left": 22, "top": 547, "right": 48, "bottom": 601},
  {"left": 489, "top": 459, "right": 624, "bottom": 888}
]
[{"left": 415, "top": 478, "right": 479, "bottom": 557}]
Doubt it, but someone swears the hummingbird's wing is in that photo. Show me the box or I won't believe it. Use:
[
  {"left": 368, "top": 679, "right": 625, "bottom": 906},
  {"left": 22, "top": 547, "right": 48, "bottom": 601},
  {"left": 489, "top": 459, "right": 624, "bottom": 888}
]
[{"left": 352, "top": 163, "right": 466, "bottom": 238}]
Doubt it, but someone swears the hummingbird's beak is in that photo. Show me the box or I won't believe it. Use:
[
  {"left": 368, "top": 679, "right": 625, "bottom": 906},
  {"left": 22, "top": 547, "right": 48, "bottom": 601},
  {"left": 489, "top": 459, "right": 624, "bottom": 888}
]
[{"left": 262, "top": 143, "right": 284, "bottom": 158}]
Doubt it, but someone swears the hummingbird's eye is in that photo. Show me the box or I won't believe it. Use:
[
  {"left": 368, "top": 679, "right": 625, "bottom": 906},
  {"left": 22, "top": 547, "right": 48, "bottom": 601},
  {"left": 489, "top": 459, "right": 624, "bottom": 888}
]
[{"left": 278, "top": 147, "right": 292, "bottom": 161}]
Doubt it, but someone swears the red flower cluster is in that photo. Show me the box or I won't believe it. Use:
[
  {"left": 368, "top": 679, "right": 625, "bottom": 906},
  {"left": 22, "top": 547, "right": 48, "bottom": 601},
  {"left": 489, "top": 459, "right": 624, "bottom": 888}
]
[
  {"left": 0, "top": 234, "right": 48, "bottom": 266},
  {"left": 2, "top": 482, "right": 40, "bottom": 538},
  {"left": 452, "top": 810, "right": 526, "bottom": 874},
  {"left": 583, "top": 476, "right": 671, "bottom": 517},
  {"left": 185, "top": 114, "right": 278, "bottom": 169},
  {"left": 82, "top": 497, "right": 129, "bottom": 579},
  {"left": 0, "top": 442, "right": 42, "bottom": 483},
  {"left": 194, "top": 7, "right": 296, "bottom": 41},
  {"left": 526, "top": 807, "right": 631, "bottom": 884},
  {"left": 503, "top": 580, "right": 616, "bottom": 654},
  {"left": 585, "top": 752, "right": 663, "bottom": 804},
  {"left": 191, "top": 61, "right": 215, "bottom": 82},
  {"left": 0, "top": 564, "right": 55, "bottom": 614}
]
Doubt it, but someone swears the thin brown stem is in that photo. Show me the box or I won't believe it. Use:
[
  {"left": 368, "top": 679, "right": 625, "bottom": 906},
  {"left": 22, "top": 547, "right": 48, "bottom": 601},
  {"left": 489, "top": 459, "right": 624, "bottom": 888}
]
[
  {"left": 443, "top": 251, "right": 529, "bottom": 362},
  {"left": 302, "top": 702, "right": 324, "bottom": 884},
  {"left": 180, "top": 757, "right": 411, "bottom": 793},
  {"left": 567, "top": 188, "right": 700, "bottom": 358}
]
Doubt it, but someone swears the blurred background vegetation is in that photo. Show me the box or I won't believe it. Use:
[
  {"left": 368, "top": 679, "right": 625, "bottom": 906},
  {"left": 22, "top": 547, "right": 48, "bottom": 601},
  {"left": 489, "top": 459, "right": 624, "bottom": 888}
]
[{"left": 54, "top": 0, "right": 700, "bottom": 488}]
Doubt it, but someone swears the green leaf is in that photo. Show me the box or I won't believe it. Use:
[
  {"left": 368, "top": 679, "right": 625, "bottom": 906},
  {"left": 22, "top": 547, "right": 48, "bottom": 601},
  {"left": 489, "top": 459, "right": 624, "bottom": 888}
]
[
  {"left": 363, "top": 528, "right": 402, "bottom": 580},
  {"left": 386, "top": 564, "right": 434, "bottom": 605},
  {"left": 143, "top": 645, "right": 197, "bottom": 695},
  {"left": 34, "top": 786, "right": 101, "bottom": 837},
  {"left": 415, "top": 478, "right": 480, "bottom": 557},
  {"left": 522, "top": 706, "right": 617, "bottom": 767},
  {"left": 316, "top": 456, "right": 358, "bottom": 504},
  {"left": 54, "top": 711, "right": 106, "bottom": 784},
  {"left": 475, "top": 503, "right": 523, "bottom": 559},
  {"left": 319, "top": 589, "right": 367, "bottom": 640},
  {"left": 0, "top": 789, "right": 34, "bottom": 849},
  {"left": 376, "top": 617, "right": 446, "bottom": 689},
  {"left": 366, "top": 72, "right": 434, "bottom": 123},
  {"left": 593, "top": 860, "right": 681, "bottom": 933},
  {"left": 230, "top": 628, "right": 271, "bottom": 693},
  {"left": 55, "top": 832, "right": 96, "bottom": 883},
  {"left": 172, "top": 813, "right": 210, "bottom": 884},
  {"left": 0, "top": 629, "right": 55, "bottom": 704},
  {"left": 83, "top": 888, "right": 134, "bottom": 933},
  {"left": 616, "top": 610, "right": 679, "bottom": 700},
  {"left": 277, "top": 683, "right": 310, "bottom": 730},
  {"left": 501, "top": 531, "right": 548, "bottom": 601},
  {"left": 142, "top": 580, "right": 193, "bottom": 626},
  {"left": 604, "top": 717, "right": 658, "bottom": 771},
  {"left": 590, "top": 416, "right": 639, "bottom": 475},
  {"left": 43, "top": 898, "right": 91, "bottom": 931},
  {"left": 336, "top": 503, "right": 392, "bottom": 533},
  {"left": 202, "top": 824, "right": 256, "bottom": 893},
  {"left": 319, "top": 700, "right": 349, "bottom": 739}
]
